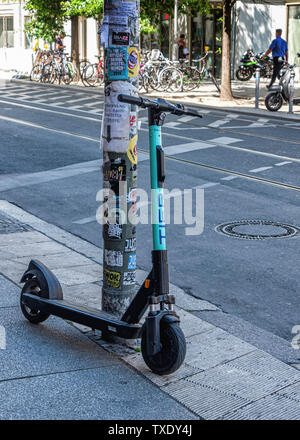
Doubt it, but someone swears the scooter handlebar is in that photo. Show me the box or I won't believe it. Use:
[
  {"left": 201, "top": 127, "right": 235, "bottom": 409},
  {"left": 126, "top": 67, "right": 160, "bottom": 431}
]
[{"left": 118, "top": 94, "right": 202, "bottom": 118}]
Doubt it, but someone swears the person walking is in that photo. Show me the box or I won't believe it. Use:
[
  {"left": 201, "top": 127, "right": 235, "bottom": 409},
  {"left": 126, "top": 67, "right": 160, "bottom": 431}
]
[
  {"left": 263, "top": 29, "right": 288, "bottom": 89},
  {"left": 178, "top": 34, "right": 188, "bottom": 60},
  {"left": 55, "top": 32, "right": 65, "bottom": 54}
]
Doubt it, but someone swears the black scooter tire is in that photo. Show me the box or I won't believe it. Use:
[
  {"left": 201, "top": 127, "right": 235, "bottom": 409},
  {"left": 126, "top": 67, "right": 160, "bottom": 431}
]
[
  {"left": 20, "top": 274, "right": 50, "bottom": 324},
  {"left": 141, "top": 321, "right": 186, "bottom": 375},
  {"left": 236, "top": 68, "right": 252, "bottom": 81},
  {"left": 265, "top": 92, "right": 283, "bottom": 112}
]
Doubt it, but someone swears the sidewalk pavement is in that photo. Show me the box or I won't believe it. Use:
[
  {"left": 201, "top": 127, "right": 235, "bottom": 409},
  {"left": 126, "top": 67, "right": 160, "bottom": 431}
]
[{"left": 0, "top": 200, "right": 300, "bottom": 420}]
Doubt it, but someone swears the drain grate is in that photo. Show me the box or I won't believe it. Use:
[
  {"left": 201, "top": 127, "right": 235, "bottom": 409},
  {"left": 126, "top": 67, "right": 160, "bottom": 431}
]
[
  {"left": 215, "top": 220, "right": 300, "bottom": 240},
  {"left": 0, "top": 213, "right": 32, "bottom": 235}
]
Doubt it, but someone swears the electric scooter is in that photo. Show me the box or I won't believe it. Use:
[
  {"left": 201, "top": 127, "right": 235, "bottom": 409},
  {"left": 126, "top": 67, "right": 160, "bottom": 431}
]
[
  {"left": 265, "top": 53, "right": 300, "bottom": 112},
  {"left": 20, "top": 95, "right": 202, "bottom": 375}
]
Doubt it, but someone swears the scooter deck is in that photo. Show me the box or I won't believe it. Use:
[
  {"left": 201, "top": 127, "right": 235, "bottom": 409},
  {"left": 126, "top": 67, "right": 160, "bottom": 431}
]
[{"left": 22, "top": 293, "right": 142, "bottom": 339}]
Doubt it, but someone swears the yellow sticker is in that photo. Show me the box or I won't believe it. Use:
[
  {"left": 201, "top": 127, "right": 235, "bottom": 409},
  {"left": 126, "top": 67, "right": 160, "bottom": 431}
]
[
  {"left": 127, "top": 135, "right": 138, "bottom": 165},
  {"left": 127, "top": 47, "right": 140, "bottom": 78}
]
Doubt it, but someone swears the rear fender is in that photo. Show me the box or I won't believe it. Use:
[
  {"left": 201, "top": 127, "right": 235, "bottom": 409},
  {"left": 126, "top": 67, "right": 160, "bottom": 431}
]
[
  {"left": 268, "top": 85, "right": 282, "bottom": 92},
  {"left": 20, "top": 259, "right": 63, "bottom": 300}
]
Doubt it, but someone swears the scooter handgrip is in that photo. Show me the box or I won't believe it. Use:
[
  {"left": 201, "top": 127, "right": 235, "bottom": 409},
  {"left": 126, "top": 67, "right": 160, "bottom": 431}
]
[{"left": 118, "top": 94, "right": 143, "bottom": 106}]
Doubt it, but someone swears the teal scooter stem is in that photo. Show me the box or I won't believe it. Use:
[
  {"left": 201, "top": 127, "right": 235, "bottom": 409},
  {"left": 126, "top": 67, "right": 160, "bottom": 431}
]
[{"left": 19, "top": 94, "right": 202, "bottom": 376}]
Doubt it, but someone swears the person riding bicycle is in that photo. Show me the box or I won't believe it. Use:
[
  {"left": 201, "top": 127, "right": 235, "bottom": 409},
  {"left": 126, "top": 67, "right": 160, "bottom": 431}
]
[{"left": 263, "top": 29, "right": 288, "bottom": 89}]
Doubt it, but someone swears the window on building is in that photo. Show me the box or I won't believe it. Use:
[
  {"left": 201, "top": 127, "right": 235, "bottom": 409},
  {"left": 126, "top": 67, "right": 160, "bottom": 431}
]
[
  {"left": 24, "top": 16, "right": 32, "bottom": 49},
  {"left": 0, "top": 16, "right": 14, "bottom": 48},
  {"left": 288, "top": 5, "right": 300, "bottom": 65}
]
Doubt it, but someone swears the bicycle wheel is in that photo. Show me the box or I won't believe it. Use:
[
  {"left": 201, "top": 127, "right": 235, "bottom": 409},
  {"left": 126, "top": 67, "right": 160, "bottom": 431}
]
[
  {"left": 66, "top": 62, "right": 79, "bottom": 84},
  {"left": 159, "top": 67, "right": 183, "bottom": 92},
  {"left": 30, "top": 63, "right": 42, "bottom": 81},
  {"left": 41, "top": 63, "right": 56, "bottom": 84},
  {"left": 182, "top": 67, "right": 201, "bottom": 91},
  {"left": 83, "top": 63, "right": 103, "bottom": 87}
]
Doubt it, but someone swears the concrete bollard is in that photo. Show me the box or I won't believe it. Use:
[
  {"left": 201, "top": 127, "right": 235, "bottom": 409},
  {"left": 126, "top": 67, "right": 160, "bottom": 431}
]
[
  {"left": 255, "top": 67, "right": 260, "bottom": 109},
  {"left": 289, "top": 68, "right": 295, "bottom": 115}
]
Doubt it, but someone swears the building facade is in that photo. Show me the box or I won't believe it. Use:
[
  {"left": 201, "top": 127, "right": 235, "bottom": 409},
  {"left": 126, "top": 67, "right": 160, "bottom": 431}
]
[{"left": 0, "top": 1, "right": 298, "bottom": 78}]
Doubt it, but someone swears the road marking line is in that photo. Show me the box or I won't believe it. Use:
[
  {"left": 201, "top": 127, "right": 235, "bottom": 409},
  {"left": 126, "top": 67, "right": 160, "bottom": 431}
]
[
  {"left": 209, "top": 137, "right": 242, "bottom": 145},
  {"left": 164, "top": 121, "right": 181, "bottom": 128},
  {"left": 0, "top": 160, "right": 102, "bottom": 192},
  {"left": 0, "top": 99, "right": 101, "bottom": 121},
  {"left": 178, "top": 115, "right": 197, "bottom": 123},
  {"left": 249, "top": 166, "right": 273, "bottom": 173},
  {"left": 248, "top": 118, "right": 269, "bottom": 128},
  {"left": 225, "top": 113, "right": 240, "bottom": 119},
  {"left": 208, "top": 119, "right": 230, "bottom": 128},
  {"left": 275, "top": 161, "right": 292, "bottom": 166},
  {"left": 73, "top": 216, "right": 96, "bottom": 225},
  {"left": 0, "top": 114, "right": 99, "bottom": 141},
  {"left": 164, "top": 142, "right": 217, "bottom": 155},
  {"left": 58, "top": 96, "right": 96, "bottom": 105},
  {"left": 221, "top": 175, "right": 239, "bottom": 181}
]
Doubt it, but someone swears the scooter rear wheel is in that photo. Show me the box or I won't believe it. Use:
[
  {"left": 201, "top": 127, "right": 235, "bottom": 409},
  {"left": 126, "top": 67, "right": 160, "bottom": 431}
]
[
  {"left": 141, "top": 321, "right": 186, "bottom": 375},
  {"left": 265, "top": 92, "right": 283, "bottom": 112},
  {"left": 20, "top": 274, "right": 50, "bottom": 324}
]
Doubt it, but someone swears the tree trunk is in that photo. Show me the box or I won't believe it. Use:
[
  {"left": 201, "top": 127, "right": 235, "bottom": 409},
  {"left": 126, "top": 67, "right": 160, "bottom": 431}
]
[
  {"left": 71, "top": 15, "right": 80, "bottom": 69},
  {"left": 220, "top": 0, "right": 233, "bottom": 101}
]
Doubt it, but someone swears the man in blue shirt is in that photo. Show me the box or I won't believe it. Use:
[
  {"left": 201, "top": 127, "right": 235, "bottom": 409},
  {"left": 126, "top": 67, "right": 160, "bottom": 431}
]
[{"left": 263, "top": 29, "right": 288, "bottom": 88}]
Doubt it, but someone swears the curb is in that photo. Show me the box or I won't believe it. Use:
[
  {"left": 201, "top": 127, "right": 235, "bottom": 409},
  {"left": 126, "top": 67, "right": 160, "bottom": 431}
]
[
  {"left": 1, "top": 200, "right": 300, "bottom": 420},
  {"left": 147, "top": 94, "right": 300, "bottom": 123},
  {"left": 11, "top": 77, "right": 300, "bottom": 122}
]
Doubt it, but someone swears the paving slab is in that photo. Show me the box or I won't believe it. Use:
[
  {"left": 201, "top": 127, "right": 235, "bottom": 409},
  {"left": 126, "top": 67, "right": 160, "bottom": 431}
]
[
  {"left": 224, "top": 394, "right": 300, "bottom": 420},
  {"left": 0, "top": 366, "right": 197, "bottom": 420},
  {"left": 0, "top": 307, "right": 118, "bottom": 381},
  {"left": 1, "top": 201, "right": 300, "bottom": 420},
  {"left": 184, "top": 327, "right": 255, "bottom": 370},
  {"left": 11, "top": 251, "right": 96, "bottom": 270},
  {"left": 0, "top": 275, "right": 19, "bottom": 307}
]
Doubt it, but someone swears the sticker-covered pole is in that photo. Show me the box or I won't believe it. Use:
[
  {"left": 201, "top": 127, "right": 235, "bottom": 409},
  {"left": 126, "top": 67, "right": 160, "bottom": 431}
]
[{"left": 100, "top": 0, "right": 140, "bottom": 317}]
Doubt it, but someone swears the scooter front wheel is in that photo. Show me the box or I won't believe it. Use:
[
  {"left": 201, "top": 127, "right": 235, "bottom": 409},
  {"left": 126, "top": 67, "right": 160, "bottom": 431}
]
[
  {"left": 265, "top": 92, "right": 283, "bottom": 112},
  {"left": 141, "top": 321, "right": 186, "bottom": 375},
  {"left": 20, "top": 275, "right": 50, "bottom": 324}
]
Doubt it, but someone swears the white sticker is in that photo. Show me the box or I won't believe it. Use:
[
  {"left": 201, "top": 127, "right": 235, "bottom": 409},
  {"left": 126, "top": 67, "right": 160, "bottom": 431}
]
[
  {"left": 101, "top": 81, "right": 137, "bottom": 153},
  {"left": 105, "top": 249, "right": 123, "bottom": 267},
  {"left": 123, "top": 271, "right": 136, "bottom": 285}
]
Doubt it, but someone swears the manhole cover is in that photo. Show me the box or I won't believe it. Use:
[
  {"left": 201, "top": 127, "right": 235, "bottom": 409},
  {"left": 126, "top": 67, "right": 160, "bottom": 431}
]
[
  {"left": 0, "top": 213, "right": 32, "bottom": 235},
  {"left": 215, "top": 220, "right": 300, "bottom": 240}
]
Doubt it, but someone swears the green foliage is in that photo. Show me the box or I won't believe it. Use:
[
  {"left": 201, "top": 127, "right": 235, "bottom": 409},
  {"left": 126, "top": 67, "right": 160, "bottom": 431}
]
[
  {"left": 140, "top": 0, "right": 210, "bottom": 24},
  {"left": 61, "top": 0, "right": 103, "bottom": 19},
  {"left": 25, "top": 0, "right": 64, "bottom": 42},
  {"left": 140, "top": 17, "right": 157, "bottom": 35},
  {"left": 24, "top": 0, "right": 103, "bottom": 42}
]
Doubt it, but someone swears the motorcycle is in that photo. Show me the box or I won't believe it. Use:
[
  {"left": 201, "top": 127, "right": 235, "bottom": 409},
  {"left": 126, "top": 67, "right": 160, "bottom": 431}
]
[
  {"left": 236, "top": 49, "right": 273, "bottom": 81},
  {"left": 265, "top": 53, "right": 300, "bottom": 112}
]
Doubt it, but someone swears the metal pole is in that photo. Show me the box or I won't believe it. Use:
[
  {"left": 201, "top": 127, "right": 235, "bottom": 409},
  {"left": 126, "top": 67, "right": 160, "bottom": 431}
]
[
  {"left": 255, "top": 67, "right": 260, "bottom": 109},
  {"left": 289, "top": 68, "right": 295, "bottom": 114},
  {"left": 100, "top": 0, "right": 140, "bottom": 317},
  {"left": 173, "top": 0, "right": 178, "bottom": 61}
]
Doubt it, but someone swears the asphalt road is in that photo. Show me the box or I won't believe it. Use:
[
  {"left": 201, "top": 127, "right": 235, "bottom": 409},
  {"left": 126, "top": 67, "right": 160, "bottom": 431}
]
[{"left": 0, "top": 80, "right": 299, "bottom": 348}]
